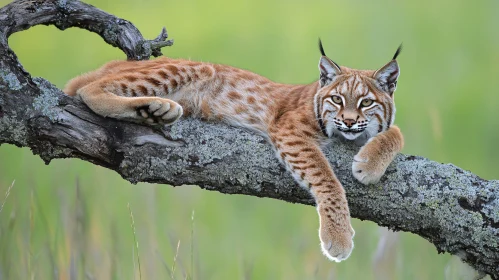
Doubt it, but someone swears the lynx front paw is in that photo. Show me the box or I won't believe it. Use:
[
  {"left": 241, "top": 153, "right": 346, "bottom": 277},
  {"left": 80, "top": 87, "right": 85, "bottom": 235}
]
[
  {"left": 136, "top": 99, "right": 183, "bottom": 125},
  {"left": 352, "top": 126, "right": 403, "bottom": 185},
  {"left": 352, "top": 152, "right": 387, "bottom": 185},
  {"left": 317, "top": 204, "right": 355, "bottom": 262}
]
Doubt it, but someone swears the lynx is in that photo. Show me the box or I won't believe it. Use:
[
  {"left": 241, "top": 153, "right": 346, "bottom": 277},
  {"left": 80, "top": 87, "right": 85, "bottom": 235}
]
[{"left": 64, "top": 41, "right": 404, "bottom": 262}]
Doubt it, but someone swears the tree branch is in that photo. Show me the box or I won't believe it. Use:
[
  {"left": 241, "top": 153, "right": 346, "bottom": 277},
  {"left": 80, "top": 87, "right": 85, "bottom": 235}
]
[
  {"left": 0, "top": 0, "right": 172, "bottom": 60},
  {"left": 0, "top": 0, "right": 497, "bottom": 278}
]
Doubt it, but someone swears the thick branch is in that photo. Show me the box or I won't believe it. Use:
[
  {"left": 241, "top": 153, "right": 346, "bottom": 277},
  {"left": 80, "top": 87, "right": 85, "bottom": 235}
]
[{"left": 0, "top": 0, "right": 498, "bottom": 278}]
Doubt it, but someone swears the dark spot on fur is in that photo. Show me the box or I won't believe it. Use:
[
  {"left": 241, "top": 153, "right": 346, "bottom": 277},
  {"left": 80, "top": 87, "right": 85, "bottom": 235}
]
[
  {"left": 165, "top": 65, "right": 179, "bottom": 75},
  {"left": 146, "top": 77, "right": 162, "bottom": 86},
  {"left": 125, "top": 76, "right": 137, "bottom": 82},
  {"left": 170, "top": 79, "right": 178, "bottom": 89},
  {"left": 137, "top": 85, "right": 148, "bottom": 95},
  {"left": 228, "top": 91, "right": 242, "bottom": 100},
  {"left": 120, "top": 84, "right": 128, "bottom": 95},
  {"left": 158, "top": 70, "right": 169, "bottom": 79}
]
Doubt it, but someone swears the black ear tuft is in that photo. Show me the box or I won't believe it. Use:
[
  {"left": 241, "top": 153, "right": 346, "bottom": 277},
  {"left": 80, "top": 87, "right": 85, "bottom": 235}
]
[
  {"left": 392, "top": 44, "right": 402, "bottom": 60},
  {"left": 318, "top": 38, "right": 340, "bottom": 69},
  {"left": 318, "top": 38, "right": 326, "bottom": 57}
]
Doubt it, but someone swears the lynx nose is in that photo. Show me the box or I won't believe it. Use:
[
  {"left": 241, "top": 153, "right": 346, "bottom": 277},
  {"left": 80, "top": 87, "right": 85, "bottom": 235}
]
[{"left": 343, "top": 118, "right": 356, "bottom": 128}]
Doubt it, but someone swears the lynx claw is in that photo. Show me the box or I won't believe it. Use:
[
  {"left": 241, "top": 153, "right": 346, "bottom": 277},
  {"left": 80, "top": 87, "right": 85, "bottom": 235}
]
[
  {"left": 139, "top": 109, "right": 148, "bottom": 118},
  {"left": 136, "top": 99, "right": 183, "bottom": 125}
]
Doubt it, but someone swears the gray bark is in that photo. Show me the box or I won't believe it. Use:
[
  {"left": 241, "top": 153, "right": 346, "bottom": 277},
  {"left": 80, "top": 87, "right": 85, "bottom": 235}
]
[{"left": 0, "top": 0, "right": 497, "bottom": 278}]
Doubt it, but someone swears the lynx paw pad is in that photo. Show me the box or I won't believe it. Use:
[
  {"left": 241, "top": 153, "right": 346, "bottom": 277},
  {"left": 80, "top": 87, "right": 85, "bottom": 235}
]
[{"left": 136, "top": 100, "right": 183, "bottom": 125}]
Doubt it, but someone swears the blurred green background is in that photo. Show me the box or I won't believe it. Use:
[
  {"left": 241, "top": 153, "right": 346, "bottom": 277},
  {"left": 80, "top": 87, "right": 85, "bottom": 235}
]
[{"left": 1, "top": 0, "right": 498, "bottom": 279}]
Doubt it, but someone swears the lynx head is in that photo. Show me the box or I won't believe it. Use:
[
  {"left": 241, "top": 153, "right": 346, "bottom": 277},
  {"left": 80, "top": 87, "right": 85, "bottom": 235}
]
[{"left": 314, "top": 40, "right": 401, "bottom": 143}]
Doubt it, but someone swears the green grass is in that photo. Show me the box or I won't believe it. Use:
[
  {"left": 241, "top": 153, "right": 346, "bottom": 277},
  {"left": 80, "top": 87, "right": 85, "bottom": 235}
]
[{"left": 1, "top": 0, "right": 498, "bottom": 279}]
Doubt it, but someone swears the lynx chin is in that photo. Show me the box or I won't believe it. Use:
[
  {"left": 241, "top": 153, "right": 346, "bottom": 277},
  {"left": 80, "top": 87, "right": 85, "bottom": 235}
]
[{"left": 64, "top": 40, "right": 404, "bottom": 262}]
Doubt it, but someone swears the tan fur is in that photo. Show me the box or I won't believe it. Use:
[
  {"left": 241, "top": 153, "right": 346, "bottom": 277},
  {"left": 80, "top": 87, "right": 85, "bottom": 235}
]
[
  {"left": 353, "top": 126, "right": 404, "bottom": 184},
  {"left": 64, "top": 52, "right": 404, "bottom": 262}
]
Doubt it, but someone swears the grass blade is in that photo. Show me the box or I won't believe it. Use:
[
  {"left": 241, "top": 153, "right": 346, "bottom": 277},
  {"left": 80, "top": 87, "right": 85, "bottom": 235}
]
[
  {"left": 172, "top": 240, "right": 180, "bottom": 279},
  {"left": 190, "top": 210, "right": 194, "bottom": 280},
  {"left": 0, "top": 180, "right": 15, "bottom": 214},
  {"left": 127, "top": 203, "right": 142, "bottom": 280}
]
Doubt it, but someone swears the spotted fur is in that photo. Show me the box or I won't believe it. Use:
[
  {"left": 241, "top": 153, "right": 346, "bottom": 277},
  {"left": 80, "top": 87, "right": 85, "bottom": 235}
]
[{"left": 64, "top": 44, "right": 404, "bottom": 262}]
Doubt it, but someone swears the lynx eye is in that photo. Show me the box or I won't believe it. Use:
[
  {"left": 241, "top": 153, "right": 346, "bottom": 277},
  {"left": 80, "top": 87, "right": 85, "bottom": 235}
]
[
  {"left": 360, "top": 99, "right": 374, "bottom": 107},
  {"left": 331, "top": 95, "right": 342, "bottom": 105}
]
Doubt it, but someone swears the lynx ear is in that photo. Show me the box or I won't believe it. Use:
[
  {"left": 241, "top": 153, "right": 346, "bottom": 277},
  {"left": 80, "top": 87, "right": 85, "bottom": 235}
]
[
  {"left": 318, "top": 39, "right": 341, "bottom": 87},
  {"left": 373, "top": 45, "right": 401, "bottom": 96}
]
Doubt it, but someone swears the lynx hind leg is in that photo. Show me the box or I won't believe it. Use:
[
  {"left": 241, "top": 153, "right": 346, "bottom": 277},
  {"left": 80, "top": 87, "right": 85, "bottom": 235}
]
[
  {"left": 63, "top": 61, "right": 136, "bottom": 96},
  {"left": 64, "top": 70, "right": 104, "bottom": 96},
  {"left": 76, "top": 83, "right": 183, "bottom": 125}
]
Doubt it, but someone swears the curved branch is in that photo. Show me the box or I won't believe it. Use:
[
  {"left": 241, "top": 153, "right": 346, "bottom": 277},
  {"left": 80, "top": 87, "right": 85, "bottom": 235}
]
[
  {"left": 0, "top": 0, "right": 173, "bottom": 60},
  {"left": 0, "top": 0, "right": 497, "bottom": 278}
]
